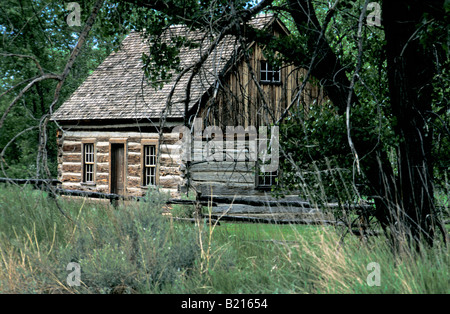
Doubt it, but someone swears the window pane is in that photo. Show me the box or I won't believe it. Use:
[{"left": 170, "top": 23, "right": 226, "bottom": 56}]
[
  {"left": 84, "top": 163, "right": 93, "bottom": 182},
  {"left": 143, "top": 145, "right": 157, "bottom": 186},
  {"left": 260, "top": 61, "right": 268, "bottom": 81},
  {"left": 260, "top": 61, "right": 281, "bottom": 84},
  {"left": 150, "top": 167, "right": 156, "bottom": 185},
  {"left": 83, "top": 143, "right": 94, "bottom": 182},
  {"left": 261, "top": 61, "right": 268, "bottom": 71},
  {"left": 273, "top": 70, "right": 280, "bottom": 82},
  {"left": 150, "top": 146, "right": 156, "bottom": 165},
  {"left": 258, "top": 169, "right": 278, "bottom": 187},
  {"left": 144, "top": 146, "right": 149, "bottom": 166},
  {"left": 261, "top": 72, "right": 267, "bottom": 81}
]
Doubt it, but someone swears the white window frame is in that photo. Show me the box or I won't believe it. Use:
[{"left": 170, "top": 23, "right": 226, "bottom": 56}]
[
  {"left": 260, "top": 60, "right": 281, "bottom": 84},
  {"left": 141, "top": 139, "right": 159, "bottom": 186},
  {"left": 82, "top": 141, "right": 95, "bottom": 183}
]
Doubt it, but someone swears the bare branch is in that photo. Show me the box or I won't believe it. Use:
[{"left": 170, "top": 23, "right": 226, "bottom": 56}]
[
  {"left": 36, "top": 0, "right": 105, "bottom": 178},
  {"left": 0, "top": 76, "right": 37, "bottom": 99},
  {"left": 345, "top": 0, "right": 370, "bottom": 176},
  {"left": 0, "top": 73, "right": 61, "bottom": 130},
  {"left": 0, "top": 52, "right": 45, "bottom": 75}
]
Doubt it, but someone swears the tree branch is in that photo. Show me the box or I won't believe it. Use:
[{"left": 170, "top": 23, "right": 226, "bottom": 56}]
[
  {"left": 37, "top": 0, "right": 105, "bottom": 178},
  {"left": 0, "top": 73, "right": 61, "bottom": 130},
  {"left": 0, "top": 52, "right": 45, "bottom": 75}
]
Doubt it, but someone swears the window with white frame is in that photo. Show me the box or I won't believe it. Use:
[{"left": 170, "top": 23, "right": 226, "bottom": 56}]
[
  {"left": 256, "top": 136, "right": 279, "bottom": 189},
  {"left": 257, "top": 169, "right": 278, "bottom": 188},
  {"left": 143, "top": 144, "right": 157, "bottom": 186},
  {"left": 260, "top": 60, "right": 281, "bottom": 84},
  {"left": 83, "top": 143, "right": 95, "bottom": 183}
]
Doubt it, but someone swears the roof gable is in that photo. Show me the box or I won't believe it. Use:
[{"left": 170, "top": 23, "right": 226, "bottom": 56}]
[{"left": 52, "top": 14, "right": 282, "bottom": 122}]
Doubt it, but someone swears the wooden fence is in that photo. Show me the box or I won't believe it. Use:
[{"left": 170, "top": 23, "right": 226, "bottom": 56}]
[{"left": 0, "top": 177, "right": 375, "bottom": 226}]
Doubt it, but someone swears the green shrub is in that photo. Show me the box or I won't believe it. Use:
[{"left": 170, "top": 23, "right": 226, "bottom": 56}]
[{"left": 57, "top": 189, "right": 200, "bottom": 293}]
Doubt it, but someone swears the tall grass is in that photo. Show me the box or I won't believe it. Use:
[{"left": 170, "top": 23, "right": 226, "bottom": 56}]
[
  {"left": 0, "top": 184, "right": 199, "bottom": 293},
  {"left": 174, "top": 222, "right": 448, "bottom": 294},
  {"left": 0, "top": 183, "right": 448, "bottom": 294}
]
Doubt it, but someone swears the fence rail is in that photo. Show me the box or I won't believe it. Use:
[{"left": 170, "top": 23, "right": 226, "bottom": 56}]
[
  {"left": 0, "top": 177, "right": 60, "bottom": 186},
  {"left": 0, "top": 177, "right": 387, "bottom": 227},
  {"left": 0, "top": 177, "right": 214, "bottom": 207}
]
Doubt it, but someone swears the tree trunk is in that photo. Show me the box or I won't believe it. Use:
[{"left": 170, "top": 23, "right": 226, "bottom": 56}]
[
  {"left": 285, "top": 0, "right": 443, "bottom": 247},
  {"left": 285, "top": 0, "right": 396, "bottom": 236},
  {"left": 382, "top": 0, "right": 442, "bottom": 246}
]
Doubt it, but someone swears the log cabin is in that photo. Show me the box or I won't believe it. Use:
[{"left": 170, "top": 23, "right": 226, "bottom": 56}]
[{"left": 51, "top": 15, "right": 326, "bottom": 200}]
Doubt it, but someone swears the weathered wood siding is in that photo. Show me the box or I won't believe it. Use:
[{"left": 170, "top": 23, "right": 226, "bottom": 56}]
[
  {"left": 200, "top": 21, "right": 325, "bottom": 128},
  {"left": 179, "top": 136, "right": 269, "bottom": 196},
  {"left": 187, "top": 159, "right": 258, "bottom": 196}
]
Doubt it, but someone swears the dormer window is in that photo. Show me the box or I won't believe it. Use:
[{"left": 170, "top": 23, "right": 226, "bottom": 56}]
[{"left": 260, "top": 60, "right": 281, "bottom": 84}]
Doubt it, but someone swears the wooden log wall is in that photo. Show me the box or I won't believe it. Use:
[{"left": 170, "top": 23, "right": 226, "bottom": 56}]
[
  {"left": 183, "top": 137, "right": 269, "bottom": 197},
  {"left": 58, "top": 130, "right": 268, "bottom": 198},
  {"left": 58, "top": 130, "right": 183, "bottom": 197}
]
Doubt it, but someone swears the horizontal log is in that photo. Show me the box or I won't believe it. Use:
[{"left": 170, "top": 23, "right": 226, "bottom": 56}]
[
  {"left": 62, "top": 164, "right": 81, "bottom": 173},
  {"left": 62, "top": 153, "right": 81, "bottom": 163},
  {"left": 62, "top": 144, "right": 81, "bottom": 153},
  {"left": 160, "top": 154, "right": 181, "bottom": 167},
  {"left": 200, "top": 195, "right": 374, "bottom": 210},
  {"left": 97, "top": 163, "right": 109, "bottom": 173},
  {"left": 162, "top": 134, "right": 181, "bottom": 145},
  {"left": 160, "top": 144, "right": 180, "bottom": 154},
  {"left": 97, "top": 145, "right": 109, "bottom": 154},
  {"left": 201, "top": 195, "right": 310, "bottom": 207},
  {"left": 127, "top": 153, "right": 140, "bottom": 164},
  {"left": 55, "top": 188, "right": 140, "bottom": 201},
  {"left": 97, "top": 154, "right": 109, "bottom": 163},
  {"left": 54, "top": 188, "right": 214, "bottom": 206},
  {"left": 168, "top": 216, "right": 221, "bottom": 225},
  {"left": 127, "top": 165, "right": 141, "bottom": 177},
  {"left": 206, "top": 214, "right": 343, "bottom": 225},
  {"left": 191, "top": 171, "right": 254, "bottom": 183},
  {"left": 159, "top": 175, "right": 182, "bottom": 188},
  {"left": 194, "top": 182, "right": 257, "bottom": 196},
  {"left": 189, "top": 161, "right": 255, "bottom": 172},
  {"left": 96, "top": 174, "right": 108, "bottom": 184},
  {"left": 160, "top": 166, "right": 182, "bottom": 176},
  {"left": 0, "top": 178, "right": 61, "bottom": 186},
  {"left": 211, "top": 204, "right": 316, "bottom": 214},
  {"left": 64, "top": 131, "right": 160, "bottom": 139},
  {"left": 166, "top": 199, "right": 217, "bottom": 207},
  {"left": 60, "top": 182, "right": 81, "bottom": 188},
  {"left": 127, "top": 176, "right": 141, "bottom": 187}
]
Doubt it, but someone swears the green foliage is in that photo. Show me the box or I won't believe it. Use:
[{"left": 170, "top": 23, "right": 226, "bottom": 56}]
[
  {"left": 178, "top": 222, "right": 450, "bottom": 294},
  {"left": 57, "top": 190, "right": 200, "bottom": 292},
  {"left": 0, "top": 184, "right": 70, "bottom": 245},
  {"left": 141, "top": 40, "right": 183, "bottom": 89},
  {"left": 0, "top": 185, "right": 200, "bottom": 293},
  {"left": 0, "top": 0, "right": 124, "bottom": 178},
  {"left": 276, "top": 94, "right": 396, "bottom": 207},
  {"left": 431, "top": 58, "right": 450, "bottom": 189},
  {"left": 0, "top": 185, "right": 448, "bottom": 293}
]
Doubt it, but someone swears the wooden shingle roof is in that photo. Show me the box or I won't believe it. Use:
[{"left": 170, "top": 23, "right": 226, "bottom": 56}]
[{"left": 52, "top": 15, "right": 276, "bottom": 122}]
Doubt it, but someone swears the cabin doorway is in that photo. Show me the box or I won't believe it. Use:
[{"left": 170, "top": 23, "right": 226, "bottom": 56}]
[{"left": 110, "top": 143, "right": 125, "bottom": 195}]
